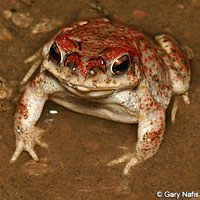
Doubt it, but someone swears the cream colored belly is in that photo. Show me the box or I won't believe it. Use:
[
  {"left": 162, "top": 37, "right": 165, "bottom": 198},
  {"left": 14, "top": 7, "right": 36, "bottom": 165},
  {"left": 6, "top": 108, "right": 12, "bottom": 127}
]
[{"left": 50, "top": 96, "right": 138, "bottom": 124}]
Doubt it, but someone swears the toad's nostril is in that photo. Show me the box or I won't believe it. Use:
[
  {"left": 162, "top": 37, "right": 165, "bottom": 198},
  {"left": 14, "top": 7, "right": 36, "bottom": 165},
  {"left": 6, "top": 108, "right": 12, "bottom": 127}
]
[
  {"left": 75, "top": 41, "right": 82, "bottom": 51},
  {"left": 87, "top": 57, "right": 106, "bottom": 74},
  {"left": 66, "top": 61, "right": 77, "bottom": 69},
  {"left": 64, "top": 52, "right": 81, "bottom": 72}
]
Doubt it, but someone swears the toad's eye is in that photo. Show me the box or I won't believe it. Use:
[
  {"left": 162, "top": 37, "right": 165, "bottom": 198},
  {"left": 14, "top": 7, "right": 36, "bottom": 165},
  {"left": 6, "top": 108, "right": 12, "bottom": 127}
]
[
  {"left": 49, "top": 42, "right": 61, "bottom": 64},
  {"left": 111, "top": 55, "right": 130, "bottom": 75}
]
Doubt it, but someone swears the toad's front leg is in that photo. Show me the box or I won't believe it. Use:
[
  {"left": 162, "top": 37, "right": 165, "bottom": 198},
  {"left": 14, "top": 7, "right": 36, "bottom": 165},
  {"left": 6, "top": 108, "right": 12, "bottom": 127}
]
[
  {"left": 108, "top": 91, "right": 165, "bottom": 175},
  {"left": 10, "top": 71, "right": 64, "bottom": 163},
  {"left": 136, "top": 105, "right": 165, "bottom": 164}
]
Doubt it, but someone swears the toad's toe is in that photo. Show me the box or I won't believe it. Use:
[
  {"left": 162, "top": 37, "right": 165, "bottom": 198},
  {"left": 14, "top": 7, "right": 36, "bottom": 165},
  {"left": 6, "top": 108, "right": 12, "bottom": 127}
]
[{"left": 107, "top": 153, "right": 140, "bottom": 175}]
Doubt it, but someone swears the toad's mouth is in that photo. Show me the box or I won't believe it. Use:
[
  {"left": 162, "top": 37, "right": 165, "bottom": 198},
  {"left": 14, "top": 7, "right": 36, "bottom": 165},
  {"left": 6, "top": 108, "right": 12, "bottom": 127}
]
[{"left": 61, "top": 82, "right": 116, "bottom": 98}]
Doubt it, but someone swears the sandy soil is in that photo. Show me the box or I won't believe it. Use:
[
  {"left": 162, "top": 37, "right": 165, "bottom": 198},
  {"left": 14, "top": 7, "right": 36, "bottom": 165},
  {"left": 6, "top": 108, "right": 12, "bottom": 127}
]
[{"left": 0, "top": 0, "right": 199, "bottom": 199}]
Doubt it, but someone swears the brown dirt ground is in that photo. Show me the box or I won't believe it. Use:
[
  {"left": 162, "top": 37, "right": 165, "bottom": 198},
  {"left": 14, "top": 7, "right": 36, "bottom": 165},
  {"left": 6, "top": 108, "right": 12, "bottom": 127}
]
[{"left": 0, "top": 0, "right": 200, "bottom": 199}]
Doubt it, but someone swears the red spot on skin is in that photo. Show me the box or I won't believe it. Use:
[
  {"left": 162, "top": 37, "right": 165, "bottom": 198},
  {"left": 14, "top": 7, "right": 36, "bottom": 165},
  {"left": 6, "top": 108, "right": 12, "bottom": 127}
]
[
  {"left": 172, "top": 53, "right": 176, "bottom": 57},
  {"left": 145, "top": 43, "right": 150, "bottom": 48},
  {"left": 150, "top": 102, "right": 153, "bottom": 106},
  {"left": 143, "top": 65, "right": 147, "bottom": 70},
  {"left": 17, "top": 102, "right": 28, "bottom": 119},
  {"left": 136, "top": 35, "right": 144, "bottom": 40},
  {"left": 178, "top": 54, "right": 183, "bottom": 59},
  {"left": 128, "top": 71, "right": 133, "bottom": 75},
  {"left": 56, "top": 34, "right": 76, "bottom": 52},
  {"left": 158, "top": 131, "right": 162, "bottom": 135}
]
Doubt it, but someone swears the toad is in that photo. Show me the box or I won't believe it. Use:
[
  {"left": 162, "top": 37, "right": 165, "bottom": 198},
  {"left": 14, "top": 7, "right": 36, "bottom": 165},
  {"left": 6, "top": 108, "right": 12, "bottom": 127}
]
[{"left": 10, "top": 18, "right": 192, "bottom": 175}]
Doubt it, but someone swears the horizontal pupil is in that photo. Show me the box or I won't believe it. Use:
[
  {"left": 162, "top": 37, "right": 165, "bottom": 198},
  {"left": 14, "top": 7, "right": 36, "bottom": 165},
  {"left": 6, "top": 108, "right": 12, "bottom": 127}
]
[{"left": 115, "top": 60, "right": 129, "bottom": 72}]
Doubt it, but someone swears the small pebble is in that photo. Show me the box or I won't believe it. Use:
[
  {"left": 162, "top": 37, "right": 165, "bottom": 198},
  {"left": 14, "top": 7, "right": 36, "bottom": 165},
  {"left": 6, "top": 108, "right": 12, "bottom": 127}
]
[
  {"left": 3, "top": 10, "right": 33, "bottom": 28},
  {"left": 132, "top": 10, "right": 147, "bottom": 19},
  {"left": 3, "top": 10, "right": 13, "bottom": 19},
  {"left": 11, "top": 12, "right": 33, "bottom": 28},
  {"left": 21, "top": 158, "right": 54, "bottom": 176},
  {"left": 177, "top": 4, "right": 185, "bottom": 9},
  {"left": 44, "top": 118, "right": 54, "bottom": 124},
  {"left": 31, "top": 18, "right": 62, "bottom": 34},
  {"left": 0, "top": 22, "right": 13, "bottom": 41},
  {"left": 0, "top": 91, "right": 7, "bottom": 99}
]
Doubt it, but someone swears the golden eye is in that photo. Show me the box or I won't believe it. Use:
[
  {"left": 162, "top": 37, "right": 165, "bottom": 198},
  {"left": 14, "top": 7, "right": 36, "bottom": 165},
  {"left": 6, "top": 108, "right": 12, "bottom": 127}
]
[
  {"left": 49, "top": 42, "right": 61, "bottom": 64},
  {"left": 111, "top": 55, "right": 130, "bottom": 75}
]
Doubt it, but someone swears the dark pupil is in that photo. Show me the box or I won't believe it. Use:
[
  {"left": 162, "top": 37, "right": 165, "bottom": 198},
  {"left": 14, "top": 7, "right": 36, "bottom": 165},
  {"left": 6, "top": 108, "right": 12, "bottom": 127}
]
[
  {"left": 114, "top": 59, "right": 129, "bottom": 74},
  {"left": 49, "top": 42, "right": 61, "bottom": 64}
]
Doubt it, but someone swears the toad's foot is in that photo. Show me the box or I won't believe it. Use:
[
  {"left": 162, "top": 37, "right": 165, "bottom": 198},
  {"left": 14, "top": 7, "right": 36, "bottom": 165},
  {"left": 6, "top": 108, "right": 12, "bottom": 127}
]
[
  {"left": 107, "top": 153, "right": 141, "bottom": 175},
  {"left": 107, "top": 101, "right": 166, "bottom": 175},
  {"left": 171, "top": 91, "right": 190, "bottom": 123},
  {"left": 21, "top": 48, "right": 43, "bottom": 85},
  {"left": 10, "top": 127, "right": 48, "bottom": 163}
]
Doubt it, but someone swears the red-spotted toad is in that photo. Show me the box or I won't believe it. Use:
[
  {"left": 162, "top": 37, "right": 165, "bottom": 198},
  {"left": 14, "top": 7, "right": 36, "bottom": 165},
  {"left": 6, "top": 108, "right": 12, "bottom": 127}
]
[{"left": 10, "top": 18, "right": 192, "bottom": 175}]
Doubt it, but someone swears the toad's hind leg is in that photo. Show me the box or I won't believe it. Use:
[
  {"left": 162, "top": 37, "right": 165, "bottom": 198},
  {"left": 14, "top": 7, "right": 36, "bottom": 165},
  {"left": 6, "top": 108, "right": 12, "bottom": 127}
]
[
  {"left": 155, "top": 35, "right": 192, "bottom": 122},
  {"left": 155, "top": 34, "right": 192, "bottom": 95},
  {"left": 21, "top": 49, "right": 43, "bottom": 85},
  {"left": 21, "top": 39, "right": 53, "bottom": 85}
]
